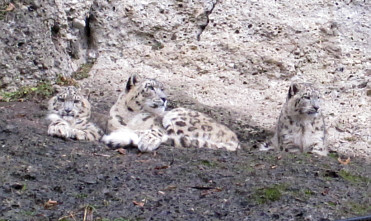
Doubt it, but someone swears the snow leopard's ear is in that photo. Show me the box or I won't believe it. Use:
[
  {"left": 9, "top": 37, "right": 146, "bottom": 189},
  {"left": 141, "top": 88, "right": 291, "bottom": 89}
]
[
  {"left": 80, "top": 88, "right": 91, "bottom": 100},
  {"left": 288, "top": 83, "right": 300, "bottom": 99},
  {"left": 52, "top": 85, "right": 63, "bottom": 93},
  {"left": 126, "top": 74, "right": 138, "bottom": 92}
]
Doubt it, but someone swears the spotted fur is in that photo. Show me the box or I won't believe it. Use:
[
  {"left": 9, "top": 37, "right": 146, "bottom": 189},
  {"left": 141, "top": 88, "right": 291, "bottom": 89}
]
[
  {"left": 47, "top": 86, "right": 102, "bottom": 141},
  {"left": 163, "top": 108, "right": 239, "bottom": 151},
  {"left": 102, "top": 75, "right": 167, "bottom": 151},
  {"left": 102, "top": 75, "right": 240, "bottom": 152},
  {"left": 262, "top": 83, "right": 328, "bottom": 156}
]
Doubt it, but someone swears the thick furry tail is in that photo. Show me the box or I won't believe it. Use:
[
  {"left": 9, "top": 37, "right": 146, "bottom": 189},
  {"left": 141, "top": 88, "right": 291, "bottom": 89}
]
[
  {"left": 167, "top": 135, "right": 240, "bottom": 151},
  {"left": 259, "top": 133, "right": 276, "bottom": 152},
  {"left": 101, "top": 128, "right": 139, "bottom": 149},
  {"left": 258, "top": 140, "right": 275, "bottom": 151}
]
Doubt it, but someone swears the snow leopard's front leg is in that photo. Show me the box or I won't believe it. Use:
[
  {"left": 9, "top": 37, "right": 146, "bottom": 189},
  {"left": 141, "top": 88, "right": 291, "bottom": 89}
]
[
  {"left": 47, "top": 114, "right": 74, "bottom": 139},
  {"left": 309, "top": 143, "right": 328, "bottom": 156},
  {"left": 73, "top": 122, "right": 103, "bottom": 141},
  {"left": 307, "top": 132, "right": 328, "bottom": 156},
  {"left": 137, "top": 127, "right": 167, "bottom": 152}
]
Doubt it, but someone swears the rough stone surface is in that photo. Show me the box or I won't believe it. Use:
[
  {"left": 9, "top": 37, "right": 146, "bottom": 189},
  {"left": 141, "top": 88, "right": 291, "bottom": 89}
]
[
  {"left": 0, "top": 0, "right": 95, "bottom": 91},
  {"left": 0, "top": 0, "right": 370, "bottom": 157}
]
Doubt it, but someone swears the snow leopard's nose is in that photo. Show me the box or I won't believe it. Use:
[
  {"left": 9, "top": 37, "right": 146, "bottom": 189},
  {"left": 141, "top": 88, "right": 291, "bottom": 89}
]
[{"left": 64, "top": 105, "right": 73, "bottom": 113}]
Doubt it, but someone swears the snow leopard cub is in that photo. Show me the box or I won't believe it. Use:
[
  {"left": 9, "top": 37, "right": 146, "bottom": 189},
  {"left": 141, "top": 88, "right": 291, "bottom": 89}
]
[
  {"left": 102, "top": 75, "right": 240, "bottom": 152},
  {"left": 274, "top": 83, "right": 328, "bottom": 155},
  {"left": 47, "top": 86, "right": 102, "bottom": 141},
  {"left": 262, "top": 83, "right": 328, "bottom": 156}
]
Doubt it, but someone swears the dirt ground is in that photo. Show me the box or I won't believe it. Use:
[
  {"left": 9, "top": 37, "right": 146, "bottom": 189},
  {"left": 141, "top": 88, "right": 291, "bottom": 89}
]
[{"left": 0, "top": 100, "right": 370, "bottom": 221}]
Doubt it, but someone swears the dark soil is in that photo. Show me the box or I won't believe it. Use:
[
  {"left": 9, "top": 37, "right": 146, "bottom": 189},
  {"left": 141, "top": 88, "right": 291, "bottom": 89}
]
[{"left": 0, "top": 101, "right": 370, "bottom": 221}]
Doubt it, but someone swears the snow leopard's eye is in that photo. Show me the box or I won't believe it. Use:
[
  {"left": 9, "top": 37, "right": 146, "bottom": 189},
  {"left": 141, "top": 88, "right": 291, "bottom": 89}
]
[
  {"left": 58, "top": 97, "right": 65, "bottom": 102},
  {"left": 303, "top": 95, "right": 310, "bottom": 100},
  {"left": 73, "top": 96, "right": 81, "bottom": 103}
]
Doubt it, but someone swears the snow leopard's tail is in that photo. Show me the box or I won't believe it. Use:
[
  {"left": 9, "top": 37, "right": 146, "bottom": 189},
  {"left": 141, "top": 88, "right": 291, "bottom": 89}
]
[
  {"left": 166, "top": 134, "right": 240, "bottom": 151},
  {"left": 101, "top": 128, "right": 139, "bottom": 149}
]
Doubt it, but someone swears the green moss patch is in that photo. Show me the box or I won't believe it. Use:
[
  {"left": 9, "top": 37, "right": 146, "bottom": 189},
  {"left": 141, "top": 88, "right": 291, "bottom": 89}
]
[
  {"left": 0, "top": 81, "right": 54, "bottom": 102},
  {"left": 56, "top": 62, "right": 94, "bottom": 86},
  {"left": 339, "top": 170, "right": 370, "bottom": 184},
  {"left": 303, "top": 189, "right": 314, "bottom": 196},
  {"left": 71, "top": 63, "right": 94, "bottom": 80},
  {"left": 252, "top": 184, "right": 286, "bottom": 204},
  {"left": 56, "top": 75, "right": 78, "bottom": 86},
  {"left": 346, "top": 202, "right": 371, "bottom": 216},
  {"left": 0, "top": 3, "right": 9, "bottom": 20},
  {"left": 328, "top": 152, "right": 339, "bottom": 159},
  {"left": 199, "top": 159, "right": 218, "bottom": 167}
]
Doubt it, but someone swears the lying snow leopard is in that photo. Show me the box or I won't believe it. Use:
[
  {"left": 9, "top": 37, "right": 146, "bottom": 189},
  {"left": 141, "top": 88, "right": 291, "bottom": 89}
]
[
  {"left": 261, "top": 83, "right": 328, "bottom": 156},
  {"left": 47, "top": 86, "right": 103, "bottom": 141},
  {"left": 102, "top": 75, "right": 240, "bottom": 152}
]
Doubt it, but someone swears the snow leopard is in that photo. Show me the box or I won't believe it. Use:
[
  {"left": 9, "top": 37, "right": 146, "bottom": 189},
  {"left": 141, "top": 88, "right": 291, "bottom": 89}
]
[
  {"left": 102, "top": 75, "right": 240, "bottom": 152},
  {"left": 47, "top": 86, "right": 102, "bottom": 141},
  {"left": 262, "top": 82, "right": 328, "bottom": 156}
]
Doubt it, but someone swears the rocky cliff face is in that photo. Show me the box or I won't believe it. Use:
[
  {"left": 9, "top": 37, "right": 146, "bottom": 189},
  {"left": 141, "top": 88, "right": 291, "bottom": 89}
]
[
  {"left": 0, "top": 0, "right": 95, "bottom": 90},
  {"left": 0, "top": 0, "right": 370, "bottom": 157}
]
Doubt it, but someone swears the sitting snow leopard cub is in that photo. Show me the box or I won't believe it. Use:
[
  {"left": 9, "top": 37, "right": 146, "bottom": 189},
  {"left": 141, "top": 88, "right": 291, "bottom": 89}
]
[
  {"left": 262, "top": 83, "right": 328, "bottom": 156},
  {"left": 102, "top": 75, "right": 240, "bottom": 152},
  {"left": 47, "top": 86, "right": 103, "bottom": 141}
]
